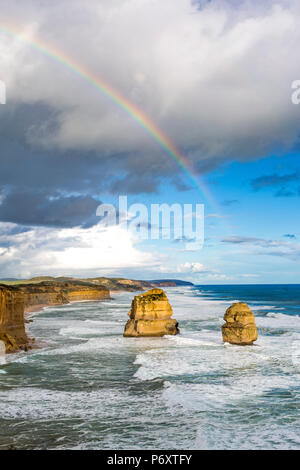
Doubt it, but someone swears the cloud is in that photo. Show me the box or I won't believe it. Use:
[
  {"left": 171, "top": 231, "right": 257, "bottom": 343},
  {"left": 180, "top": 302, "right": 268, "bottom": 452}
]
[
  {"left": 0, "top": 190, "right": 101, "bottom": 228},
  {"left": 222, "top": 236, "right": 266, "bottom": 245},
  {"left": 205, "top": 213, "right": 228, "bottom": 218},
  {"left": 175, "top": 262, "right": 237, "bottom": 281},
  {"left": 0, "top": 221, "right": 157, "bottom": 278},
  {"left": 251, "top": 172, "right": 300, "bottom": 197},
  {"left": 222, "top": 235, "right": 300, "bottom": 260},
  {"left": 1, "top": 0, "right": 300, "bottom": 198},
  {"left": 1, "top": 0, "right": 300, "bottom": 281},
  {"left": 239, "top": 273, "right": 259, "bottom": 279},
  {"left": 284, "top": 233, "right": 296, "bottom": 239},
  {"left": 221, "top": 235, "right": 290, "bottom": 247},
  {"left": 274, "top": 187, "right": 296, "bottom": 197},
  {"left": 176, "top": 262, "right": 206, "bottom": 273},
  {"left": 221, "top": 199, "right": 239, "bottom": 206}
]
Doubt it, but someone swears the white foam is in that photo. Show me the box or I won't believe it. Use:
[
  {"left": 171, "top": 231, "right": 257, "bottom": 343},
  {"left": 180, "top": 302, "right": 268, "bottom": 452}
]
[
  {"left": 194, "top": 418, "right": 300, "bottom": 450},
  {"left": 133, "top": 332, "right": 275, "bottom": 382},
  {"left": 163, "top": 370, "right": 299, "bottom": 412},
  {"left": 166, "top": 334, "right": 219, "bottom": 347},
  {"left": 252, "top": 304, "right": 277, "bottom": 310},
  {"left": 256, "top": 312, "right": 300, "bottom": 330},
  {"left": 59, "top": 326, "right": 102, "bottom": 336},
  {"left": 0, "top": 387, "right": 132, "bottom": 420}
]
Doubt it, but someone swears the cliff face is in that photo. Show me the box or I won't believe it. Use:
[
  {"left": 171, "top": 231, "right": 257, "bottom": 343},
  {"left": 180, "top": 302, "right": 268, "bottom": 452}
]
[
  {"left": 222, "top": 302, "right": 258, "bottom": 345},
  {"left": 124, "top": 288, "right": 179, "bottom": 337},
  {"left": 0, "top": 285, "right": 30, "bottom": 353},
  {"left": 0, "top": 281, "right": 110, "bottom": 353},
  {"left": 18, "top": 281, "right": 110, "bottom": 309}
]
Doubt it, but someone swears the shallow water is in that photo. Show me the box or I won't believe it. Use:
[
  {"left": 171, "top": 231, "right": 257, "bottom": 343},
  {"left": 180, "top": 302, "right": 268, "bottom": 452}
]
[{"left": 0, "top": 285, "right": 299, "bottom": 450}]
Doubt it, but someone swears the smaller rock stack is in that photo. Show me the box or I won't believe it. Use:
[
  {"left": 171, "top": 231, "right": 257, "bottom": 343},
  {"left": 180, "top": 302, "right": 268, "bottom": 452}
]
[
  {"left": 123, "top": 288, "right": 179, "bottom": 337},
  {"left": 222, "top": 302, "right": 258, "bottom": 345}
]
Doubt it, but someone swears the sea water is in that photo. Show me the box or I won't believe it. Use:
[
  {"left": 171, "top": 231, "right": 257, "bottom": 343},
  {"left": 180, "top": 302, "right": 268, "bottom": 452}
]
[{"left": 0, "top": 285, "right": 299, "bottom": 450}]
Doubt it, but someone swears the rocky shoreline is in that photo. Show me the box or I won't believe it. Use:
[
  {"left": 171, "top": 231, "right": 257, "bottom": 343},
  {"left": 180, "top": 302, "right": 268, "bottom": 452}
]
[
  {"left": 0, "top": 277, "right": 187, "bottom": 353},
  {"left": 0, "top": 280, "right": 111, "bottom": 353},
  {"left": 1, "top": 277, "right": 257, "bottom": 355}
]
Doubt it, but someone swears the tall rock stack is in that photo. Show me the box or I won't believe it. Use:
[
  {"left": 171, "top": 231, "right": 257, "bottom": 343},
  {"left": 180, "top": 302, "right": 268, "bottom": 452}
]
[
  {"left": 124, "top": 289, "right": 179, "bottom": 337},
  {"left": 222, "top": 302, "right": 258, "bottom": 345}
]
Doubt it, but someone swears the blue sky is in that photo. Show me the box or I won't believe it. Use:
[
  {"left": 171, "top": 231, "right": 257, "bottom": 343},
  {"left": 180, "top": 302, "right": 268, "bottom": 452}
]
[
  {"left": 0, "top": 0, "right": 300, "bottom": 283},
  {"left": 113, "top": 152, "right": 300, "bottom": 283}
]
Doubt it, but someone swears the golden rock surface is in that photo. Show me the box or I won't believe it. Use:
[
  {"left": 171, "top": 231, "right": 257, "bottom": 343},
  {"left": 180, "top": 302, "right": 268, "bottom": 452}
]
[
  {"left": 222, "top": 302, "right": 258, "bottom": 345},
  {"left": 124, "top": 289, "right": 179, "bottom": 337},
  {"left": 0, "top": 286, "right": 30, "bottom": 353},
  {"left": 0, "top": 281, "right": 110, "bottom": 353},
  {"left": 19, "top": 281, "right": 110, "bottom": 308}
]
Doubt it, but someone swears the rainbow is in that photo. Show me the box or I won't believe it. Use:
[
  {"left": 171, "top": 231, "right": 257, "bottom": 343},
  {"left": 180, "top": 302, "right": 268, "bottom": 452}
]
[{"left": 0, "top": 23, "right": 217, "bottom": 207}]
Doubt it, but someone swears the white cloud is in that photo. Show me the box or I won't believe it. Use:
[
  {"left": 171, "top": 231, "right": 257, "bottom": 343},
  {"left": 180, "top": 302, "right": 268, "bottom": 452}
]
[
  {"left": 222, "top": 235, "right": 300, "bottom": 260},
  {"left": 176, "top": 262, "right": 206, "bottom": 273},
  {"left": 0, "top": 222, "right": 157, "bottom": 278},
  {"left": 205, "top": 214, "right": 228, "bottom": 219}
]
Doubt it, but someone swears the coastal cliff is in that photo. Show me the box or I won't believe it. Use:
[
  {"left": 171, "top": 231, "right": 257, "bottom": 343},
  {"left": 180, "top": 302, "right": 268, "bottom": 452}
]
[
  {"left": 0, "top": 285, "right": 30, "bottom": 353},
  {"left": 18, "top": 281, "right": 110, "bottom": 311},
  {"left": 0, "top": 275, "right": 189, "bottom": 353},
  {"left": 57, "top": 277, "right": 193, "bottom": 292},
  {"left": 124, "top": 288, "right": 179, "bottom": 337},
  {"left": 0, "top": 281, "right": 110, "bottom": 353},
  {"left": 85, "top": 277, "right": 155, "bottom": 292}
]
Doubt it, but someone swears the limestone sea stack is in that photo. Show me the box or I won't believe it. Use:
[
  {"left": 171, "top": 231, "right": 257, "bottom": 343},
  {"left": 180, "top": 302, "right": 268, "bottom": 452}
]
[
  {"left": 222, "top": 302, "right": 258, "bottom": 345},
  {"left": 123, "top": 288, "right": 179, "bottom": 337}
]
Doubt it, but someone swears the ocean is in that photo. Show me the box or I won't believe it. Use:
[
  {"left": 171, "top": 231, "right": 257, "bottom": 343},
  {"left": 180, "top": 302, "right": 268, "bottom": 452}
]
[{"left": 0, "top": 284, "right": 299, "bottom": 450}]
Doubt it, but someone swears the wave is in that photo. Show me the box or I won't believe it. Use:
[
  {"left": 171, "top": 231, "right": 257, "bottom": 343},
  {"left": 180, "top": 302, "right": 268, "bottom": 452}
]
[{"left": 256, "top": 312, "right": 300, "bottom": 330}]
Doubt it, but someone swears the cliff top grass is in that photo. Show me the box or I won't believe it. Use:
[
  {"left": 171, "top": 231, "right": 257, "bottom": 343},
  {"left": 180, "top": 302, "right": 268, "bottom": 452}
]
[
  {"left": 136, "top": 289, "right": 167, "bottom": 303},
  {"left": 0, "top": 276, "right": 150, "bottom": 289}
]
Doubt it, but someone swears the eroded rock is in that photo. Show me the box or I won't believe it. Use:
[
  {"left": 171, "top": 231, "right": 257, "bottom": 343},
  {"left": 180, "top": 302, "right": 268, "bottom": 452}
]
[
  {"left": 124, "top": 288, "right": 179, "bottom": 337},
  {"left": 222, "top": 302, "right": 258, "bottom": 345}
]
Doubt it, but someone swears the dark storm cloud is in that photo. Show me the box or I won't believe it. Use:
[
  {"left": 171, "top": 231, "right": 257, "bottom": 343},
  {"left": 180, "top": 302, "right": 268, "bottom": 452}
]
[
  {"left": 2, "top": 0, "right": 300, "bottom": 234},
  {"left": 1, "top": 0, "right": 300, "bottom": 196},
  {"left": 0, "top": 190, "right": 101, "bottom": 228},
  {"left": 110, "top": 173, "right": 160, "bottom": 194},
  {"left": 0, "top": 102, "right": 176, "bottom": 198}
]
